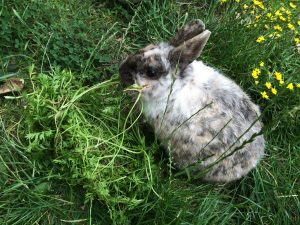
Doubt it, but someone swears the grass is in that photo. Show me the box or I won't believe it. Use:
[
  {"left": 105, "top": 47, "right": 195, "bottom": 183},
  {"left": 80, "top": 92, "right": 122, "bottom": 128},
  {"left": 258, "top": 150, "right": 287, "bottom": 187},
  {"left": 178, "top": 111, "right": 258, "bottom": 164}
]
[{"left": 0, "top": 0, "right": 299, "bottom": 224}]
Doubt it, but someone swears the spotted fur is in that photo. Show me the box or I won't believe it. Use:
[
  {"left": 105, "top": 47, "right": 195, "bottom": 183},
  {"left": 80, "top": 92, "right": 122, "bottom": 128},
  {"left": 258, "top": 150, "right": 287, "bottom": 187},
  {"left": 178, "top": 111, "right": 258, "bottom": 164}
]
[{"left": 119, "top": 19, "right": 265, "bottom": 182}]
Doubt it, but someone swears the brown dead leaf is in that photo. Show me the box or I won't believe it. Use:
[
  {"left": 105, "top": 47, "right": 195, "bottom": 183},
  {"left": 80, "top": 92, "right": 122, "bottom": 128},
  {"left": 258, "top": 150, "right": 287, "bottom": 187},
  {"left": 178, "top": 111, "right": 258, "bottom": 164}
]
[{"left": 0, "top": 78, "right": 24, "bottom": 95}]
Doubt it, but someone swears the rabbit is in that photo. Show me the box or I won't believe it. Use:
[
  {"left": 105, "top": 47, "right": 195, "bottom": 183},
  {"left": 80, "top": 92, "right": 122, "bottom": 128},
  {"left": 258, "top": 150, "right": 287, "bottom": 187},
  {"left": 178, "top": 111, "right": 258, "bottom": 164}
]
[{"left": 119, "top": 19, "right": 265, "bottom": 182}]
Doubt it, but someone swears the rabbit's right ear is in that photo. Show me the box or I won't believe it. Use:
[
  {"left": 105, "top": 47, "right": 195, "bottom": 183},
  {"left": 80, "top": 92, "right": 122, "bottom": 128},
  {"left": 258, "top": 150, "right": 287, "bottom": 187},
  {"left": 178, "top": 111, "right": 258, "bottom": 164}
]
[
  {"left": 170, "top": 19, "right": 206, "bottom": 47},
  {"left": 119, "top": 54, "right": 142, "bottom": 85},
  {"left": 169, "top": 30, "right": 211, "bottom": 68}
]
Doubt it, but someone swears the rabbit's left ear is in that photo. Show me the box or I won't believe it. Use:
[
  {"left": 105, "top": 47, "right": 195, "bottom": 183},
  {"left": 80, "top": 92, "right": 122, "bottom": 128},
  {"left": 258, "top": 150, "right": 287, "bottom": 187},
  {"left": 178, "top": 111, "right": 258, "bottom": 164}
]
[{"left": 169, "top": 30, "right": 211, "bottom": 68}]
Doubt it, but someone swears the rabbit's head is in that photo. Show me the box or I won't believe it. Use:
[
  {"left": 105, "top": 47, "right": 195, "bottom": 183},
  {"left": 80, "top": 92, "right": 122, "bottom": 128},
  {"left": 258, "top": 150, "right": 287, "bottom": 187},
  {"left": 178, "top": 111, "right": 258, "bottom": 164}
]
[{"left": 119, "top": 19, "right": 211, "bottom": 97}]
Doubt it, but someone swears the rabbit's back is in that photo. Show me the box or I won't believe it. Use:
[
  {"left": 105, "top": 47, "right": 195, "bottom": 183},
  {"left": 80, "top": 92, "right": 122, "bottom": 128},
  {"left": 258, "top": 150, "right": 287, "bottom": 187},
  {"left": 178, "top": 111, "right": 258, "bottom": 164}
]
[{"left": 143, "top": 61, "right": 265, "bottom": 182}]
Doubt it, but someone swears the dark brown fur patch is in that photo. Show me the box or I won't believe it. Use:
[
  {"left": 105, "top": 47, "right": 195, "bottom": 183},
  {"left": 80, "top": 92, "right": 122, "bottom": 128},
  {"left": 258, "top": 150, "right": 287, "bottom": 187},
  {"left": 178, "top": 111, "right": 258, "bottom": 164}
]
[
  {"left": 169, "top": 31, "right": 211, "bottom": 68},
  {"left": 170, "top": 19, "right": 205, "bottom": 47},
  {"left": 119, "top": 54, "right": 142, "bottom": 85},
  {"left": 136, "top": 54, "right": 168, "bottom": 79}
]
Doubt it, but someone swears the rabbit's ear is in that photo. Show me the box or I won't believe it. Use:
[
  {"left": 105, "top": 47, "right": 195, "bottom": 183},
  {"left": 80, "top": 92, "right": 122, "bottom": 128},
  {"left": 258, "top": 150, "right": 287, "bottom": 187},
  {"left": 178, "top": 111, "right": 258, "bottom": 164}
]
[
  {"left": 119, "top": 54, "right": 142, "bottom": 85},
  {"left": 170, "top": 19, "right": 206, "bottom": 47},
  {"left": 169, "top": 30, "right": 211, "bottom": 68}
]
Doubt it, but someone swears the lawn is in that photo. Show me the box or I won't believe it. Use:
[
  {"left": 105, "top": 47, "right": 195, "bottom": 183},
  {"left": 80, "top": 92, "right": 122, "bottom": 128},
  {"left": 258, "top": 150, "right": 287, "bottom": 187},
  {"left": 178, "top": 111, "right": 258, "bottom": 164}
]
[{"left": 0, "top": 0, "right": 299, "bottom": 224}]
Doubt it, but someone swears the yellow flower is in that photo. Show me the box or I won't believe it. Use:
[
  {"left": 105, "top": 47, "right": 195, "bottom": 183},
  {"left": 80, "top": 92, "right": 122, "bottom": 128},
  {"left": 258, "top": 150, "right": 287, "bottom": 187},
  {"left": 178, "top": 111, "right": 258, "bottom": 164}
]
[
  {"left": 265, "top": 82, "right": 272, "bottom": 89},
  {"left": 256, "top": 36, "right": 265, "bottom": 43},
  {"left": 287, "top": 83, "right": 294, "bottom": 90},
  {"left": 279, "top": 16, "right": 286, "bottom": 21},
  {"left": 274, "top": 25, "right": 283, "bottom": 31},
  {"left": 243, "top": 4, "right": 249, "bottom": 9},
  {"left": 271, "top": 88, "right": 277, "bottom": 95},
  {"left": 255, "top": 80, "right": 259, "bottom": 85},
  {"left": 251, "top": 68, "right": 261, "bottom": 79},
  {"left": 261, "top": 91, "right": 269, "bottom": 99},
  {"left": 255, "top": 15, "right": 260, "bottom": 20},
  {"left": 295, "top": 37, "right": 300, "bottom": 44},
  {"left": 275, "top": 10, "right": 282, "bottom": 17},
  {"left": 298, "top": 21, "right": 300, "bottom": 26},
  {"left": 285, "top": 10, "right": 292, "bottom": 16},
  {"left": 266, "top": 13, "right": 272, "bottom": 18},
  {"left": 288, "top": 23, "right": 295, "bottom": 30},
  {"left": 289, "top": 2, "right": 297, "bottom": 9},
  {"left": 280, "top": 7, "right": 286, "bottom": 11},
  {"left": 296, "top": 84, "right": 300, "bottom": 88},
  {"left": 264, "top": 25, "right": 270, "bottom": 29},
  {"left": 279, "top": 80, "right": 285, "bottom": 85},
  {"left": 274, "top": 71, "right": 283, "bottom": 81},
  {"left": 259, "top": 61, "right": 264, "bottom": 67},
  {"left": 253, "top": 0, "right": 265, "bottom": 9},
  {"left": 250, "top": 10, "right": 255, "bottom": 14}
]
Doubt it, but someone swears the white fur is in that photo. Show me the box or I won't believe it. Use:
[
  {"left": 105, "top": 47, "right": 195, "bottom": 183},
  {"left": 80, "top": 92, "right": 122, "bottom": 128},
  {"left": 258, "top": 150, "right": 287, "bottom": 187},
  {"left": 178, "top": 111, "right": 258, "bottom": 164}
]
[{"left": 141, "top": 60, "right": 234, "bottom": 120}]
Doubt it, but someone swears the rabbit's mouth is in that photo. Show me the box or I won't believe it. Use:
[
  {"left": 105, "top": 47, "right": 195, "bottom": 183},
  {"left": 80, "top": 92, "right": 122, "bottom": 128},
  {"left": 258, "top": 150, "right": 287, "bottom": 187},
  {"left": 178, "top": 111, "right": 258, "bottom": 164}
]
[
  {"left": 134, "top": 77, "right": 155, "bottom": 94},
  {"left": 137, "top": 82, "right": 152, "bottom": 92},
  {"left": 141, "top": 84, "right": 150, "bottom": 90}
]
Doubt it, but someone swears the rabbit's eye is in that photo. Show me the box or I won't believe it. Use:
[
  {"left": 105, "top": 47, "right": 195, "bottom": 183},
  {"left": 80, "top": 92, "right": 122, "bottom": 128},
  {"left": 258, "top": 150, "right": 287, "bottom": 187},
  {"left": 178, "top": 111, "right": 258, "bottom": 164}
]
[{"left": 146, "top": 67, "right": 157, "bottom": 78}]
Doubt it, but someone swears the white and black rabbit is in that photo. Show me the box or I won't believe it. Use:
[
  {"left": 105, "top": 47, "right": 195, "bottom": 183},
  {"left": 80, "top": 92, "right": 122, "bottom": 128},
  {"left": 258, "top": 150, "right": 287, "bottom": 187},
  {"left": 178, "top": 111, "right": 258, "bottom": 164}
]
[{"left": 119, "top": 19, "right": 265, "bottom": 182}]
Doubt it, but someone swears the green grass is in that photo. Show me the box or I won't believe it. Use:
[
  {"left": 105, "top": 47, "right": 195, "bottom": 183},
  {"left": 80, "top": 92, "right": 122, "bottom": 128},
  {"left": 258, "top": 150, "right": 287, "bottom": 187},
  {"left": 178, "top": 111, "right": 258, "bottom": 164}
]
[{"left": 0, "top": 0, "right": 299, "bottom": 224}]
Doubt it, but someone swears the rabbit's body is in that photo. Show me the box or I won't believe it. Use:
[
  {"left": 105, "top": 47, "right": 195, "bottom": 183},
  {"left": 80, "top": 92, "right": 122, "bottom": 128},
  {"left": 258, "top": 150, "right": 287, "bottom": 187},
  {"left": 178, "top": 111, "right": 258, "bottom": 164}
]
[
  {"left": 120, "top": 20, "right": 265, "bottom": 182},
  {"left": 141, "top": 56, "right": 264, "bottom": 182}
]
